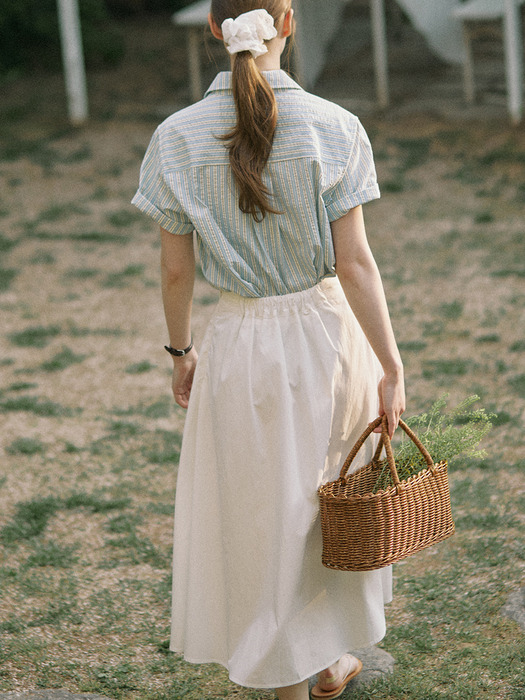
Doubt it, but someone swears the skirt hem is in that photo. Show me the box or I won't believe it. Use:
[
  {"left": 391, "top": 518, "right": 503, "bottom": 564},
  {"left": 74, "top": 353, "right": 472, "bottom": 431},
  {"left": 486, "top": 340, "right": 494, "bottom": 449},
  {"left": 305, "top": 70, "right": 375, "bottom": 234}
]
[{"left": 169, "top": 629, "right": 388, "bottom": 689}]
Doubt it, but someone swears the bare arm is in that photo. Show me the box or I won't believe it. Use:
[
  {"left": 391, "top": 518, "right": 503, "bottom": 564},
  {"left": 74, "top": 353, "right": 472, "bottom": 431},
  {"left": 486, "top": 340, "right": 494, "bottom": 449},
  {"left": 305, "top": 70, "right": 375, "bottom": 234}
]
[
  {"left": 160, "top": 226, "right": 197, "bottom": 409},
  {"left": 331, "top": 206, "right": 405, "bottom": 437}
]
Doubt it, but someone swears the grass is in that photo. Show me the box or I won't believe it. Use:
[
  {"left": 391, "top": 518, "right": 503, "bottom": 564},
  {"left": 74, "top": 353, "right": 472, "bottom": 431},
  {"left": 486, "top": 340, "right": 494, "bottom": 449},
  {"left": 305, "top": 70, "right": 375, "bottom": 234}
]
[
  {"left": 141, "top": 429, "right": 182, "bottom": 465},
  {"left": 6, "top": 381, "right": 38, "bottom": 392},
  {"left": 107, "top": 420, "right": 143, "bottom": 438},
  {"left": 475, "top": 333, "right": 500, "bottom": 344},
  {"left": 1, "top": 137, "right": 61, "bottom": 168},
  {"left": 1, "top": 497, "right": 61, "bottom": 544},
  {"left": 491, "top": 268, "right": 525, "bottom": 279},
  {"left": 438, "top": 300, "right": 464, "bottom": 320},
  {"left": 2, "top": 422, "right": 520, "bottom": 698},
  {"left": 1, "top": 62, "right": 524, "bottom": 699},
  {"left": 37, "top": 203, "right": 89, "bottom": 222},
  {"left": 0, "top": 234, "right": 18, "bottom": 252},
  {"left": 8, "top": 325, "right": 61, "bottom": 348},
  {"left": 509, "top": 374, "right": 525, "bottom": 399},
  {"left": 112, "top": 397, "right": 173, "bottom": 419},
  {"left": 6, "top": 437, "right": 46, "bottom": 455},
  {"left": 66, "top": 324, "right": 125, "bottom": 337},
  {"left": 26, "top": 230, "right": 130, "bottom": 244},
  {"left": 39, "top": 347, "right": 87, "bottom": 372},
  {"left": 125, "top": 360, "right": 156, "bottom": 374},
  {"left": 474, "top": 211, "right": 494, "bottom": 224},
  {"left": 104, "top": 264, "right": 145, "bottom": 288},
  {"left": 380, "top": 178, "right": 406, "bottom": 193},
  {"left": 390, "top": 136, "right": 432, "bottom": 170},
  {"left": 63, "top": 267, "right": 101, "bottom": 279},
  {"left": 0, "top": 132, "right": 91, "bottom": 169},
  {"left": 29, "top": 250, "right": 56, "bottom": 264},
  {"left": 422, "top": 359, "right": 471, "bottom": 379},
  {"left": 0, "top": 395, "right": 76, "bottom": 417},
  {"left": 476, "top": 141, "right": 525, "bottom": 166},
  {"left": 25, "top": 540, "right": 79, "bottom": 568},
  {"left": 104, "top": 532, "right": 167, "bottom": 568},
  {"left": 0, "top": 268, "right": 17, "bottom": 291},
  {"left": 106, "top": 209, "right": 142, "bottom": 227},
  {"left": 7, "top": 324, "right": 125, "bottom": 350},
  {"left": 0, "top": 493, "right": 131, "bottom": 546},
  {"left": 510, "top": 340, "right": 525, "bottom": 352}
]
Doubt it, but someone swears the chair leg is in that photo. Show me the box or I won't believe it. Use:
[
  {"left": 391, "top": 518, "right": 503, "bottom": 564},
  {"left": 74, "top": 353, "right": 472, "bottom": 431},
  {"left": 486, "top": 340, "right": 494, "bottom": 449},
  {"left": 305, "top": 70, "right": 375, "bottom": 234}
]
[
  {"left": 187, "top": 26, "right": 203, "bottom": 103},
  {"left": 462, "top": 23, "right": 476, "bottom": 103},
  {"left": 503, "top": 0, "right": 523, "bottom": 124}
]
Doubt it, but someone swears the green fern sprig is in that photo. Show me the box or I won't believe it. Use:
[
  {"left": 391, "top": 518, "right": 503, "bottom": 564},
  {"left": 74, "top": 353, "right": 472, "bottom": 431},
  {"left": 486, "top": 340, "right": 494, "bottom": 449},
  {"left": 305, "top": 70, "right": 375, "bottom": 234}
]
[{"left": 372, "top": 394, "right": 494, "bottom": 493}]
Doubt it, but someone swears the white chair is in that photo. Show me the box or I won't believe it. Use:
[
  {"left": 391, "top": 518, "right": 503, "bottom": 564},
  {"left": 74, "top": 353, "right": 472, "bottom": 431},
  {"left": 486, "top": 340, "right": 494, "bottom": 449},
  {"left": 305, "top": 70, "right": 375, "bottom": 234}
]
[
  {"left": 453, "top": 0, "right": 524, "bottom": 123},
  {"left": 172, "top": 0, "right": 390, "bottom": 107},
  {"left": 172, "top": 0, "right": 210, "bottom": 103}
]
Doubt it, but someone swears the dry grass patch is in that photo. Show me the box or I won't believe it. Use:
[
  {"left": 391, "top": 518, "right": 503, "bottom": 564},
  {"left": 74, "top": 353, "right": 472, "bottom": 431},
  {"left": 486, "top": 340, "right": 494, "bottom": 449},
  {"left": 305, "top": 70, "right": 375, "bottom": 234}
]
[{"left": 1, "top": 13, "right": 524, "bottom": 699}]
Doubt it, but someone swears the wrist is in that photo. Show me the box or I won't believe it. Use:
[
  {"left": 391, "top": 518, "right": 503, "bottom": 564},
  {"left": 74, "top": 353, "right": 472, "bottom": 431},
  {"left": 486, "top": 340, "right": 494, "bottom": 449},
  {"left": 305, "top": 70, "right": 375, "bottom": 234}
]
[
  {"left": 382, "top": 362, "right": 404, "bottom": 378},
  {"left": 164, "top": 338, "right": 193, "bottom": 357}
]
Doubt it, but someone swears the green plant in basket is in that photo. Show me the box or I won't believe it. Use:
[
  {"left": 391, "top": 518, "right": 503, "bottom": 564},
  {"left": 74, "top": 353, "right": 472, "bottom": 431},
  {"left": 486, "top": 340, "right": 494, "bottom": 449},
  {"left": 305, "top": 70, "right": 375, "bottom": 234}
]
[{"left": 373, "top": 395, "right": 494, "bottom": 493}]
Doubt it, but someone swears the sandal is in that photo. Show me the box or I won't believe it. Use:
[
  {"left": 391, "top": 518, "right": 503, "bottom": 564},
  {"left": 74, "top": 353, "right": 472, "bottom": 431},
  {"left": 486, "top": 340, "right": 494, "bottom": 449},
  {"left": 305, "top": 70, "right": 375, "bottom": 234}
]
[{"left": 310, "top": 654, "right": 363, "bottom": 699}]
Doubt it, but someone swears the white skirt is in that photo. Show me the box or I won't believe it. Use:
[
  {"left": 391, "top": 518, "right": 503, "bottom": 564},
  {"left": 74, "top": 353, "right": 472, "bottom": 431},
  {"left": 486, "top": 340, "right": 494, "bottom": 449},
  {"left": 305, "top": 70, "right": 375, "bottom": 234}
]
[{"left": 170, "top": 277, "right": 392, "bottom": 689}]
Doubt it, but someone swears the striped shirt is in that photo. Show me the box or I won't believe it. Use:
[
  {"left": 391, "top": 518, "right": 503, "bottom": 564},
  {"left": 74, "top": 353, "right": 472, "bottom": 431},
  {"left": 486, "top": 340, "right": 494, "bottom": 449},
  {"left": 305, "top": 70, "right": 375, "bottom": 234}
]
[{"left": 132, "top": 70, "right": 380, "bottom": 297}]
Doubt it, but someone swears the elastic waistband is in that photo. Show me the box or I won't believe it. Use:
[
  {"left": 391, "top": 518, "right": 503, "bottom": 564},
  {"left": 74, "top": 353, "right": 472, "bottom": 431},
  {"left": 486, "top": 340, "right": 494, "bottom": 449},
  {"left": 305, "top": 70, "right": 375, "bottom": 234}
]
[{"left": 216, "top": 277, "right": 343, "bottom": 318}]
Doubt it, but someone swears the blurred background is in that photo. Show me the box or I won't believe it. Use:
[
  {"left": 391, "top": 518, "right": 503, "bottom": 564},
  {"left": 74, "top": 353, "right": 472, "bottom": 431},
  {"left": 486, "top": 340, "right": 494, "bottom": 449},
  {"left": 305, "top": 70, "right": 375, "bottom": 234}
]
[
  {"left": 1, "top": 0, "right": 524, "bottom": 125},
  {"left": 0, "top": 2, "right": 524, "bottom": 698}
]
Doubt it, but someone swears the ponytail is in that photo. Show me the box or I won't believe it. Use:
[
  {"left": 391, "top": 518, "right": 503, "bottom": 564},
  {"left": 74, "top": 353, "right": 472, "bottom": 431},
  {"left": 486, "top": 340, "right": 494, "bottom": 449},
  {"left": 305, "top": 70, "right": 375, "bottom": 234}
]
[
  {"left": 221, "top": 53, "right": 279, "bottom": 221},
  {"left": 211, "top": 1, "right": 290, "bottom": 221}
]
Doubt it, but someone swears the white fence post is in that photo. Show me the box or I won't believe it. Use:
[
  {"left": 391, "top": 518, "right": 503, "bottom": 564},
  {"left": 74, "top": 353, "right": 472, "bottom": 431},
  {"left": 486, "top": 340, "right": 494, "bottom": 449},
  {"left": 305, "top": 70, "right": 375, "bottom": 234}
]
[
  {"left": 504, "top": 0, "right": 523, "bottom": 124},
  {"left": 371, "top": 0, "right": 389, "bottom": 108},
  {"left": 57, "top": 0, "right": 88, "bottom": 124}
]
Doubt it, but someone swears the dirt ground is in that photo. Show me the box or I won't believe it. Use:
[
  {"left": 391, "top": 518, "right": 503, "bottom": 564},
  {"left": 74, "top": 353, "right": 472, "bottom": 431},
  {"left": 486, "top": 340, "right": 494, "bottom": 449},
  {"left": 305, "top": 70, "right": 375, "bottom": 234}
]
[
  {"left": 0, "top": 6, "right": 524, "bottom": 698},
  {"left": 1, "top": 8, "right": 523, "bottom": 447}
]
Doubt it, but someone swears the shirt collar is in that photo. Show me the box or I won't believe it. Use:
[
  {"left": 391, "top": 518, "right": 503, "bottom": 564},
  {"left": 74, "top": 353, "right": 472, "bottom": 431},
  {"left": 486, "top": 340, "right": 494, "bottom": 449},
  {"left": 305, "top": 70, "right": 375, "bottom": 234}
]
[{"left": 204, "top": 70, "right": 303, "bottom": 96}]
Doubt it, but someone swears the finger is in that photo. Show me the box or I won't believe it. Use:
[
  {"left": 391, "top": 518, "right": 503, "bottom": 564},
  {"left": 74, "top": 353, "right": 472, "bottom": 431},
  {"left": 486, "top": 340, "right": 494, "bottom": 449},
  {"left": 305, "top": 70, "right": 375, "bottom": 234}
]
[
  {"left": 173, "top": 382, "right": 190, "bottom": 406},
  {"left": 387, "top": 412, "right": 399, "bottom": 439},
  {"left": 377, "top": 380, "right": 385, "bottom": 414},
  {"left": 174, "top": 392, "right": 189, "bottom": 409}
]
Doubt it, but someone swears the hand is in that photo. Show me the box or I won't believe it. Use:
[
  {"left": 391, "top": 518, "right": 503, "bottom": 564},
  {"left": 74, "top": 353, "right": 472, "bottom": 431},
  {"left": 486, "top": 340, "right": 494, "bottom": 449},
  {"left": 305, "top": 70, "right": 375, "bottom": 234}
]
[
  {"left": 171, "top": 348, "right": 198, "bottom": 409},
  {"left": 374, "top": 371, "right": 406, "bottom": 439}
]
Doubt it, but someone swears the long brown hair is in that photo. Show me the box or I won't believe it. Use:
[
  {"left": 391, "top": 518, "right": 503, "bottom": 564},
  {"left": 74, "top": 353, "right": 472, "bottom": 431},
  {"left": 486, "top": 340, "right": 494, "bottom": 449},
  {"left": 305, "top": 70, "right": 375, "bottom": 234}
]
[{"left": 211, "top": 0, "right": 291, "bottom": 221}]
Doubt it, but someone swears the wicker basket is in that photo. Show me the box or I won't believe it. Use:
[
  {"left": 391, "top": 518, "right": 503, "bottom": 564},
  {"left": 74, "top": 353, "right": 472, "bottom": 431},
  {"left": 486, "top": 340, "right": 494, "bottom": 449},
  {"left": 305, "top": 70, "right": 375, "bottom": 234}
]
[{"left": 318, "top": 415, "right": 455, "bottom": 571}]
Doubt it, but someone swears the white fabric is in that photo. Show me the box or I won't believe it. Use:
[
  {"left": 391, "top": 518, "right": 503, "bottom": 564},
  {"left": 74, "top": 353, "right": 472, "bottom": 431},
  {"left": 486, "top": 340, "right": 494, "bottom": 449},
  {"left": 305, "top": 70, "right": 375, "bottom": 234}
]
[
  {"left": 395, "top": 0, "right": 464, "bottom": 64},
  {"left": 221, "top": 9, "right": 278, "bottom": 58},
  {"left": 170, "top": 277, "right": 392, "bottom": 689},
  {"left": 294, "top": 0, "right": 465, "bottom": 90},
  {"left": 293, "top": 0, "right": 348, "bottom": 88}
]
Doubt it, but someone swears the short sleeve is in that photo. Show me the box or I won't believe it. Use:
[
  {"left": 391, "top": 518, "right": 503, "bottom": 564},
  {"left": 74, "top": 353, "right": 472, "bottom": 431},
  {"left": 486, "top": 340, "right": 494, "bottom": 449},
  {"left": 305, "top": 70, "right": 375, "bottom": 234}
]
[
  {"left": 131, "top": 129, "right": 194, "bottom": 235},
  {"left": 322, "top": 119, "right": 380, "bottom": 222}
]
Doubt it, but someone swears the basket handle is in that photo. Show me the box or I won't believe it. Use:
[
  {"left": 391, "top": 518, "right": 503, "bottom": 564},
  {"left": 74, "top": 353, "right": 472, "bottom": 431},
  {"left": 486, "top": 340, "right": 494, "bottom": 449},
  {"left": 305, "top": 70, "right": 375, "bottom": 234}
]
[{"left": 339, "top": 415, "right": 435, "bottom": 485}]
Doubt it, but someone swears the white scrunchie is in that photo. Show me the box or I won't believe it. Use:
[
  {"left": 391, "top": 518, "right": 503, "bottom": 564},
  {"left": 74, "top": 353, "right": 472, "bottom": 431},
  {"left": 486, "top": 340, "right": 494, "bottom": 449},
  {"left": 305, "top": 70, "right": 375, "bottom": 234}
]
[{"left": 221, "top": 9, "right": 278, "bottom": 59}]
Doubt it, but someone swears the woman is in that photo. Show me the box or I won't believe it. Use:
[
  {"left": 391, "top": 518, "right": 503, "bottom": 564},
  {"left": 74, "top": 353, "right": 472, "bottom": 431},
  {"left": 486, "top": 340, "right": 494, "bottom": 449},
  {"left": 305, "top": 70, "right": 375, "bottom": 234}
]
[{"left": 132, "top": 2, "right": 405, "bottom": 698}]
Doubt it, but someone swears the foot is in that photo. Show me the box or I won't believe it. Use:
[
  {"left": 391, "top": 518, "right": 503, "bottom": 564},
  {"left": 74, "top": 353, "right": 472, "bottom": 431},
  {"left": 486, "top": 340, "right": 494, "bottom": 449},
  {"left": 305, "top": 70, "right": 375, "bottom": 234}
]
[{"left": 310, "top": 654, "right": 362, "bottom": 699}]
